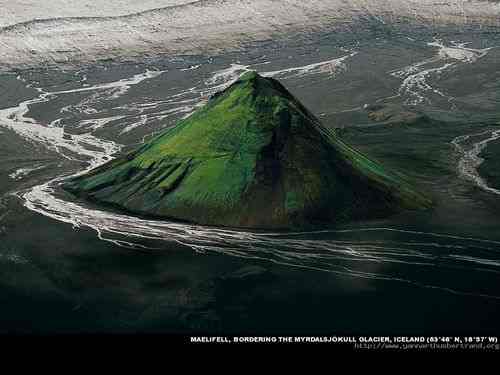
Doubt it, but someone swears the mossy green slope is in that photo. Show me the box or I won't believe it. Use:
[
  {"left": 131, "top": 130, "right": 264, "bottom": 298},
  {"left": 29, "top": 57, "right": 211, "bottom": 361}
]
[{"left": 63, "top": 71, "right": 431, "bottom": 229}]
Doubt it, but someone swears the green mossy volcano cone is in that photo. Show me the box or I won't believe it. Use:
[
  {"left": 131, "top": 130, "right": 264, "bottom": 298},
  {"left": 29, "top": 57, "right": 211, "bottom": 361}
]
[{"left": 63, "top": 71, "right": 431, "bottom": 229}]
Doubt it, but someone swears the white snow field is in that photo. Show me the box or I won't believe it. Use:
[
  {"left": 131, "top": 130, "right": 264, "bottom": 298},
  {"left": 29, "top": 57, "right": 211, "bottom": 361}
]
[
  {"left": 0, "top": 1, "right": 195, "bottom": 27},
  {"left": 0, "top": 0, "right": 499, "bottom": 67}
]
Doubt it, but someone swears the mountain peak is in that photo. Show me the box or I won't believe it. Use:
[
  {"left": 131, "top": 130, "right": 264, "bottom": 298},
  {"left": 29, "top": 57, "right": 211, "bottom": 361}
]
[
  {"left": 238, "top": 70, "right": 261, "bottom": 82},
  {"left": 231, "top": 70, "right": 296, "bottom": 101},
  {"left": 63, "top": 72, "right": 431, "bottom": 229}
]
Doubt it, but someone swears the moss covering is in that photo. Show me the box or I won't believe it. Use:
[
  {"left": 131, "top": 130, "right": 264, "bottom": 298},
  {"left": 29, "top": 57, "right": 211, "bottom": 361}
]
[{"left": 63, "top": 71, "right": 431, "bottom": 229}]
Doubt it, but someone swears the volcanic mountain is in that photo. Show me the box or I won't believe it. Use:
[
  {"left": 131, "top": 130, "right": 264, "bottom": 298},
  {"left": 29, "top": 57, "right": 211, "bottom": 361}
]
[{"left": 63, "top": 71, "right": 431, "bottom": 229}]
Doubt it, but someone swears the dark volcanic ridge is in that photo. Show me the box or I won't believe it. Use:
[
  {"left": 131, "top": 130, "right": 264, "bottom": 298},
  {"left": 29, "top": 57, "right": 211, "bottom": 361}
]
[{"left": 63, "top": 71, "right": 431, "bottom": 229}]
